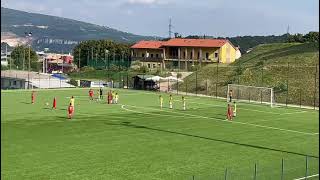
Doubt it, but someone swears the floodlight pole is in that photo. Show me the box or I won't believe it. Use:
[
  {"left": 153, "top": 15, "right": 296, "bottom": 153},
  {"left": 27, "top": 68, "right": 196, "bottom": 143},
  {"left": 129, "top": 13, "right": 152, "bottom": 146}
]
[
  {"left": 28, "top": 43, "right": 31, "bottom": 89},
  {"left": 78, "top": 49, "right": 81, "bottom": 70}
]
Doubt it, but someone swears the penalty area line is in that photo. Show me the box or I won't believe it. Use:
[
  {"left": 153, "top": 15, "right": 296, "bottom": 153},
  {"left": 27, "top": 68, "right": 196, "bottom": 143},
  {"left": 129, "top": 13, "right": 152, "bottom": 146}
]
[
  {"left": 121, "top": 104, "right": 318, "bottom": 136},
  {"left": 293, "top": 174, "right": 319, "bottom": 180}
]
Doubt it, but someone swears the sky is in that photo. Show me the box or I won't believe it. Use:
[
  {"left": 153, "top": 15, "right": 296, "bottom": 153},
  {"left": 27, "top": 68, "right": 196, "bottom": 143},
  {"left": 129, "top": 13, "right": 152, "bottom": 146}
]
[{"left": 1, "top": 0, "right": 319, "bottom": 37}]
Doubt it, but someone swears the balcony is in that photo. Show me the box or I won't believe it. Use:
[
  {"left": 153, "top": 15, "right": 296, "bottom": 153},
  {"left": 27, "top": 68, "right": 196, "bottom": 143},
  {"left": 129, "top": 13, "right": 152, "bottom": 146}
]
[
  {"left": 131, "top": 56, "right": 163, "bottom": 62},
  {"left": 164, "top": 56, "right": 219, "bottom": 63}
]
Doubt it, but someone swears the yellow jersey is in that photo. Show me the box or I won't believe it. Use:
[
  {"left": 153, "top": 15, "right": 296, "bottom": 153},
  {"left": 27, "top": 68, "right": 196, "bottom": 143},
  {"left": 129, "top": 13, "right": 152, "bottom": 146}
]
[
  {"left": 70, "top": 98, "right": 75, "bottom": 106},
  {"left": 160, "top": 97, "right": 163, "bottom": 103}
]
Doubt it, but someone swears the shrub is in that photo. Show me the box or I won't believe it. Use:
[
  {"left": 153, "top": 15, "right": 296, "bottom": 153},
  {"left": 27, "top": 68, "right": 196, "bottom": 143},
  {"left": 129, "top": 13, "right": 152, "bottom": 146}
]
[
  {"left": 1, "top": 65, "right": 8, "bottom": 70},
  {"left": 69, "top": 79, "right": 78, "bottom": 86},
  {"left": 81, "top": 66, "right": 95, "bottom": 72},
  {"left": 274, "top": 82, "right": 288, "bottom": 93}
]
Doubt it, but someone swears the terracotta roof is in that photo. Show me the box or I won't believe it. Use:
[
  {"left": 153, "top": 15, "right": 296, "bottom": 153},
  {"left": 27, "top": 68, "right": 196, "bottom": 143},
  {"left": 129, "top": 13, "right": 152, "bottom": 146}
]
[
  {"left": 161, "top": 38, "right": 228, "bottom": 48},
  {"left": 131, "top": 41, "right": 164, "bottom": 49}
]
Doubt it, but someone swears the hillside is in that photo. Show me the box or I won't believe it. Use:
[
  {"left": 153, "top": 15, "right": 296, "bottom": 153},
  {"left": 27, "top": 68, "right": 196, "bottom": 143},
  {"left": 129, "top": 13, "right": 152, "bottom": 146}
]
[
  {"left": 177, "top": 42, "right": 319, "bottom": 107},
  {"left": 1, "top": 7, "right": 157, "bottom": 52}
]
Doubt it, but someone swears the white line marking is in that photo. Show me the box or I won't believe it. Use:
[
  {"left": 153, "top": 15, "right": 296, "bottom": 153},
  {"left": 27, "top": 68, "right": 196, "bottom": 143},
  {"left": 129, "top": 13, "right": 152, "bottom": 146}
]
[
  {"left": 293, "top": 174, "right": 319, "bottom": 180},
  {"left": 121, "top": 104, "right": 318, "bottom": 136}
]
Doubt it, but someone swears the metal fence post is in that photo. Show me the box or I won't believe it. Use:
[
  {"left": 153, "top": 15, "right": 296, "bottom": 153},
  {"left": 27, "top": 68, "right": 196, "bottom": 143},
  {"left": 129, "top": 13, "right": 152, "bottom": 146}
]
[
  {"left": 254, "top": 163, "right": 257, "bottom": 180},
  {"left": 286, "top": 62, "right": 289, "bottom": 107},
  {"left": 167, "top": 78, "right": 169, "bottom": 93},
  {"left": 177, "top": 72, "right": 179, "bottom": 95},
  {"left": 195, "top": 70, "right": 198, "bottom": 96},
  {"left": 216, "top": 63, "right": 219, "bottom": 98},
  {"left": 224, "top": 168, "right": 228, "bottom": 180},
  {"left": 127, "top": 73, "right": 129, "bottom": 89},
  {"left": 305, "top": 156, "right": 308, "bottom": 179},
  {"left": 206, "top": 79, "right": 208, "bottom": 96},
  {"left": 300, "top": 88, "right": 302, "bottom": 108},
  {"left": 281, "top": 158, "right": 284, "bottom": 180},
  {"left": 185, "top": 79, "right": 187, "bottom": 95},
  {"left": 314, "top": 65, "right": 317, "bottom": 109}
]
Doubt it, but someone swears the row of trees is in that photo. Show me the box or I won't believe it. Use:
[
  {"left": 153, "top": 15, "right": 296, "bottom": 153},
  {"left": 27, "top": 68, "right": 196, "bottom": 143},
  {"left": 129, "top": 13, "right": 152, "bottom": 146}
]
[
  {"left": 4, "top": 45, "right": 39, "bottom": 71},
  {"left": 72, "top": 40, "right": 131, "bottom": 68},
  {"left": 287, "top": 31, "right": 319, "bottom": 43}
]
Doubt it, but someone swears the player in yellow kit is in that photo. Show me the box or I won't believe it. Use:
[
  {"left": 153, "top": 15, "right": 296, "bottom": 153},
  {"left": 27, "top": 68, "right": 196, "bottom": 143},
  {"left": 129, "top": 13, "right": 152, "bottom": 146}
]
[
  {"left": 70, "top": 96, "right": 75, "bottom": 106},
  {"left": 233, "top": 101, "right": 237, "bottom": 117},
  {"left": 182, "top": 96, "right": 186, "bottom": 110},
  {"left": 169, "top": 94, "right": 173, "bottom": 109},
  {"left": 114, "top": 93, "right": 119, "bottom": 104},
  {"left": 159, "top": 95, "right": 163, "bottom": 109}
]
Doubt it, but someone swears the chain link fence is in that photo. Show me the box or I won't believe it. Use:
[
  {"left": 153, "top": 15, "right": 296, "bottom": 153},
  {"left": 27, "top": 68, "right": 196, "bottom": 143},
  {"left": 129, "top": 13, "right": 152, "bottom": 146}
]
[{"left": 170, "top": 63, "right": 319, "bottom": 109}]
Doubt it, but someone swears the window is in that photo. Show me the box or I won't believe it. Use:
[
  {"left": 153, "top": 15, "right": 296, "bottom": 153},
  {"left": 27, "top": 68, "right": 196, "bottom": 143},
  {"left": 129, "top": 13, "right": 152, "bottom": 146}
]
[
  {"left": 197, "top": 52, "right": 200, "bottom": 59},
  {"left": 183, "top": 52, "right": 186, "bottom": 59},
  {"left": 13, "top": 81, "right": 16, "bottom": 85},
  {"left": 151, "top": 54, "right": 154, "bottom": 58},
  {"left": 153, "top": 64, "right": 156, "bottom": 68},
  {"left": 215, "top": 52, "right": 218, "bottom": 58},
  {"left": 156, "top": 54, "right": 159, "bottom": 58},
  {"left": 148, "top": 64, "right": 151, "bottom": 68},
  {"left": 190, "top": 52, "right": 193, "bottom": 59},
  {"left": 206, "top": 53, "right": 209, "bottom": 60},
  {"left": 142, "top": 53, "right": 145, "bottom": 57}
]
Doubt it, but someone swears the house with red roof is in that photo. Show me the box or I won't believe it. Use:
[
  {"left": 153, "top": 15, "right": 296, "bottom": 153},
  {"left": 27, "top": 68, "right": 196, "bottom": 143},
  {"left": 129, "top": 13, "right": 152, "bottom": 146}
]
[{"left": 130, "top": 38, "right": 237, "bottom": 70}]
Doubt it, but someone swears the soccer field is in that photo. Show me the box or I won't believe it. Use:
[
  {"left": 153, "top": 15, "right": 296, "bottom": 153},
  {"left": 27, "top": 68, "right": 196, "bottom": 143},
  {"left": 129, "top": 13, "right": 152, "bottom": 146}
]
[{"left": 1, "top": 88, "right": 319, "bottom": 180}]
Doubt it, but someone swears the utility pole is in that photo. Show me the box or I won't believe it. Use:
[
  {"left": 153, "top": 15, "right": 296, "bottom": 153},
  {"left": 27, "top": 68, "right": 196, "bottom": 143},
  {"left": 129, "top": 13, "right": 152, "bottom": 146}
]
[
  {"left": 78, "top": 49, "right": 81, "bottom": 70},
  {"left": 28, "top": 44, "right": 31, "bottom": 89},
  {"left": 169, "top": 18, "right": 172, "bottom": 38},
  {"left": 23, "top": 48, "right": 25, "bottom": 71},
  {"left": 25, "top": 31, "right": 32, "bottom": 89}
]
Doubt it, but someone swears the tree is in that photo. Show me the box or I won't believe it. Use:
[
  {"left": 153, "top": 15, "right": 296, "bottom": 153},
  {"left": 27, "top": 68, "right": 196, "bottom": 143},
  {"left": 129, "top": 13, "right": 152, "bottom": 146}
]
[
  {"left": 10, "top": 45, "right": 39, "bottom": 71},
  {"left": 72, "top": 40, "right": 131, "bottom": 69},
  {"left": 303, "top": 32, "right": 319, "bottom": 42}
]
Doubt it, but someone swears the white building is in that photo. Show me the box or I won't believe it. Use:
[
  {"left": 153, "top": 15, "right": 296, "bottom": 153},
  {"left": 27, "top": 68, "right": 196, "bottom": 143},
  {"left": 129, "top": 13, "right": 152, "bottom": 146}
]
[{"left": 235, "top": 47, "right": 242, "bottom": 59}]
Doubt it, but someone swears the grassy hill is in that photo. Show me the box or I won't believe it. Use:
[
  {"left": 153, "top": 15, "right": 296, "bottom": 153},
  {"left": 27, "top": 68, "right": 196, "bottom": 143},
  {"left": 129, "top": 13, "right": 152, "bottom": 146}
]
[
  {"left": 1, "top": 7, "right": 157, "bottom": 52},
  {"left": 177, "top": 42, "right": 319, "bottom": 107}
]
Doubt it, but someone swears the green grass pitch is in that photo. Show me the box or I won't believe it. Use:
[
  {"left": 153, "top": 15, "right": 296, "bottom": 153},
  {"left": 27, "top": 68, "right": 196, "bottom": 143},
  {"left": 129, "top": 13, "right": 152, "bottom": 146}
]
[{"left": 1, "top": 88, "right": 319, "bottom": 180}]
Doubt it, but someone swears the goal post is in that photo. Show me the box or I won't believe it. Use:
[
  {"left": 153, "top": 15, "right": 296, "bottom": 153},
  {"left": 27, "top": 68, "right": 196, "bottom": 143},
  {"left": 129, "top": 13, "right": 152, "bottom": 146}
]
[{"left": 227, "top": 84, "right": 275, "bottom": 107}]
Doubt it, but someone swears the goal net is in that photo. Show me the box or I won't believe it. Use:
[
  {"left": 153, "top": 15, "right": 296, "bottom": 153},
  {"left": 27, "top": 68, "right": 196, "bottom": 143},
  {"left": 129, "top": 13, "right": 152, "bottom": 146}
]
[{"left": 227, "top": 84, "right": 275, "bottom": 107}]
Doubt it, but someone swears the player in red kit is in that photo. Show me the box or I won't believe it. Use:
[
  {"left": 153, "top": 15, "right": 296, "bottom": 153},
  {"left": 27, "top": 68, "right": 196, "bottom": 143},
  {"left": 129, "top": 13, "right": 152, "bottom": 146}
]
[
  {"left": 227, "top": 103, "right": 233, "bottom": 121},
  {"left": 89, "top": 89, "right": 94, "bottom": 100},
  {"left": 108, "top": 90, "right": 112, "bottom": 104},
  {"left": 31, "top": 91, "right": 36, "bottom": 104},
  {"left": 52, "top": 97, "right": 57, "bottom": 109},
  {"left": 68, "top": 103, "right": 74, "bottom": 119}
]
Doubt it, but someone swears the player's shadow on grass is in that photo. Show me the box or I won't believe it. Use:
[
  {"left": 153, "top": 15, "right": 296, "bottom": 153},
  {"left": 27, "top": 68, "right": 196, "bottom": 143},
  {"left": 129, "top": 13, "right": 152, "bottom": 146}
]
[
  {"left": 21, "top": 102, "right": 31, "bottom": 104},
  {"left": 117, "top": 121, "right": 319, "bottom": 159}
]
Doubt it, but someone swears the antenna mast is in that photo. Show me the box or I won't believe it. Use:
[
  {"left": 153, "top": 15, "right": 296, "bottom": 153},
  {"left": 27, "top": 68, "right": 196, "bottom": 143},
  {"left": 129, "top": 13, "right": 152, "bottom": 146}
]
[{"left": 169, "top": 18, "right": 172, "bottom": 38}]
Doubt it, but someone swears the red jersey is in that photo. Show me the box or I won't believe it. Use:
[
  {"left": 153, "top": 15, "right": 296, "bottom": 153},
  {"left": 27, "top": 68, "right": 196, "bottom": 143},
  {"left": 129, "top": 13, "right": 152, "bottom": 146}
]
[
  {"left": 53, "top": 98, "right": 57, "bottom": 108},
  {"left": 68, "top": 105, "right": 74, "bottom": 114},
  {"left": 89, "top": 90, "right": 93, "bottom": 97},
  {"left": 227, "top": 106, "right": 233, "bottom": 115}
]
